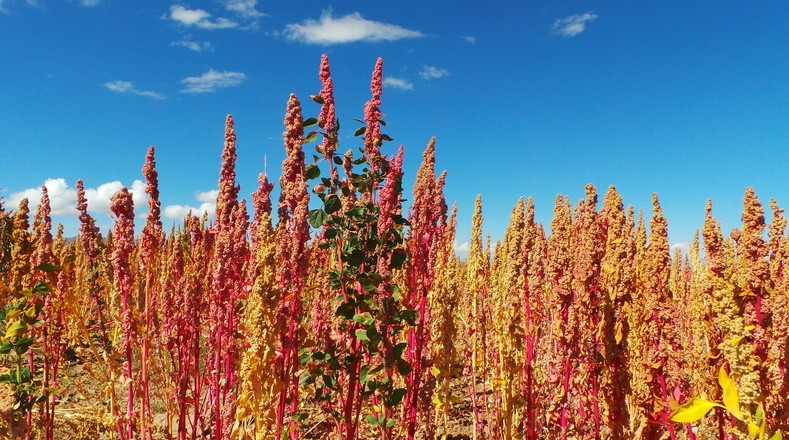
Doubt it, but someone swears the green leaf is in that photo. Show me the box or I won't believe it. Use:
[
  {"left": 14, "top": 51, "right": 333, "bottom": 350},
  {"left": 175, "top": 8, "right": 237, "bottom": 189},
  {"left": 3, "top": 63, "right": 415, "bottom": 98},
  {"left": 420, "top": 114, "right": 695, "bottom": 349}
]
[
  {"left": 346, "top": 205, "right": 365, "bottom": 220},
  {"left": 768, "top": 432, "right": 783, "bottom": 440},
  {"left": 389, "top": 388, "right": 407, "bottom": 406},
  {"left": 32, "top": 281, "right": 50, "bottom": 295},
  {"left": 755, "top": 404, "right": 765, "bottom": 424},
  {"left": 386, "top": 418, "right": 396, "bottom": 427},
  {"left": 719, "top": 366, "right": 744, "bottom": 421},
  {"left": 305, "top": 164, "right": 321, "bottom": 180},
  {"left": 305, "top": 130, "right": 319, "bottom": 143},
  {"left": 0, "top": 342, "right": 12, "bottom": 354},
  {"left": 309, "top": 209, "right": 327, "bottom": 228},
  {"left": 381, "top": 134, "right": 394, "bottom": 142},
  {"left": 35, "top": 262, "right": 61, "bottom": 273},
  {"left": 324, "top": 228, "right": 338, "bottom": 240},
  {"left": 366, "top": 415, "right": 377, "bottom": 425},
  {"left": 324, "top": 195, "right": 342, "bottom": 214},
  {"left": 391, "top": 215, "right": 409, "bottom": 226},
  {"left": 335, "top": 302, "right": 355, "bottom": 319},
  {"left": 304, "top": 117, "right": 318, "bottom": 127},
  {"left": 390, "top": 249, "right": 407, "bottom": 269},
  {"left": 353, "top": 312, "right": 374, "bottom": 326},
  {"left": 392, "top": 342, "right": 407, "bottom": 360},
  {"left": 14, "top": 336, "right": 35, "bottom": 354},
  {"left": 354, "top": 127, "right": 366, "bottom": 137},
  {"left": 311, "top": 94, "right": 325, "bottom": 104},
  {"left": 333, "top": 155, "right": 343, "bottom": 165},
  {"left": 355, "top": 329, "right": 369, "bottom": 341},
  {"left": 345, "top": 250, "right": 364, "bottom": 267},
  {"left": 669, "top": 398, "right": 724, "bottom": 423},
  {"left": 360, "top": 364, "right": 371, "bottom": 384},
  {"left": 396, "top": 359, "right": 411, "bottom": 376},
  {"left": 401, "top": 309, "right": 418, "bottom": 326}
]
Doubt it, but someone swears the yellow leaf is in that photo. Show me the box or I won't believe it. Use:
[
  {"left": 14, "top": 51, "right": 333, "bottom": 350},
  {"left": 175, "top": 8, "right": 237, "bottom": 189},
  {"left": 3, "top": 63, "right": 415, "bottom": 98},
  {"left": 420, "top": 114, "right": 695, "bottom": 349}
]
[
  {"left": 615, "top": 321, "right": 623, "bottom": 344},
  {"left": 745, "top": 325, "right": 756, "bottom": 331},
  {"left": 432, "top": 395, "right": 444, "bottom": 408},
  {"left": 730, "top": 336, "right": 744, "bottom": 346},
  {"left": 431, "top": 366, "right": 441, "bottom": 377},
  {"left": 718, "top": 366, "right": 744, "bottom": 421},
  {"left": 669, "top": 398, "right": 723, "bottom": 423},
  {"left": 749, "top": 421, "right": 760, "bottom": 440},
  {"left": 5, "top": 309, "right": 21, "bottom": 321},
  {"left": 4, "top": 320, "right": 27, "bottom": 339}
]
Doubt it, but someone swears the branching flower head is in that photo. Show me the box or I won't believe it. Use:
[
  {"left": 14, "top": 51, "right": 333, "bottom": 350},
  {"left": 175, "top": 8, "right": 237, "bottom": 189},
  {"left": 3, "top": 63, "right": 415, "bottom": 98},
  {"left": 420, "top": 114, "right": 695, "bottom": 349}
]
[
  {"left": 364, "top": 57, "right": 384, "bottom": 166},
  {"left": 318, "top": 54, "right": 337, "bottom": 157}
]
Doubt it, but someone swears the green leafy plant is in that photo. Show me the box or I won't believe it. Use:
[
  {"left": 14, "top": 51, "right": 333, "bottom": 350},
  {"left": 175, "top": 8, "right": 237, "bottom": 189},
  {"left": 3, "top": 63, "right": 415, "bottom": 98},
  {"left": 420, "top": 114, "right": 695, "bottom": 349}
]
[
  {"left": 0, "top": 264, "right": 58, "bottom": 416},
  {"left": 298, "top": 57, "right": 415, "bottom": 440}
]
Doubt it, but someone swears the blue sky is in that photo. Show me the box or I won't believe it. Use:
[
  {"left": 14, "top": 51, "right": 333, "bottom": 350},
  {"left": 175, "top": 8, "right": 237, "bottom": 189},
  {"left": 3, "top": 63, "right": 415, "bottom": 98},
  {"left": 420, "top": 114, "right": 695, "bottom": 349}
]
[{"left": 2, "top": 1, "right": 789, "bottom": 253}]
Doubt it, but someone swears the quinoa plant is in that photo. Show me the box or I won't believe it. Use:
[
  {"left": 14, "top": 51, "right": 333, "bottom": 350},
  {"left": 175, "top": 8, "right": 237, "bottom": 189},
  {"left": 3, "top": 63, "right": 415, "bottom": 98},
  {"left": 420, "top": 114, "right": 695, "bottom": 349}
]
[{"left": 299, "top": 56, "right": 416, "bottom": 440}]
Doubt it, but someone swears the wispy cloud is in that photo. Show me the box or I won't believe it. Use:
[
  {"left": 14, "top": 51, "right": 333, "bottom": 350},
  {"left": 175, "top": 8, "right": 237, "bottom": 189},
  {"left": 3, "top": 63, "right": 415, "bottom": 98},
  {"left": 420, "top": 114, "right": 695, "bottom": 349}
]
[
  {"left": 419, "top": 65, "right": 449, "bottom": 80},
  {"left": 552, "top": 12, "right": 597, "bottom": 37},
  {"left": 383, "top": 77, "right": 414, "bottom": 91},
  {"left": 463, "top": 35, "right": 477, "bottom": 44},
  {"left": 1, "top": 0, "right": 99, "bottom": 12},
  {"left": 163, "top": 190, "right": 217, "bottom": 220},
  {"left": 6, "top": 178, "right": 147, "bottom": 217},
  {"left": 180, "top": 69, "right": 246, "bottom": 94},
  {"left": 104, "top": 80, "right": 165, "bottom": 99},
  {"left": 284, "top": 10, "right": 423, "bottom": 45},
  {"left": 0, "top": 0, "right": 38, "bottom": 12},
  {"left": 454, "top": 240, "right": 470, "bottom": 259},
  {"left": 164, "top": 4, "right": 238, "bottom": 30},
  {"left": 223, "top": 0, "right": 263, "bottom": 19},
  {"left": 671, "top": 242, "right": 690, "bottom": 255},
  {"left": 171, "top": 39, "right": 213, "bottom": 52}
]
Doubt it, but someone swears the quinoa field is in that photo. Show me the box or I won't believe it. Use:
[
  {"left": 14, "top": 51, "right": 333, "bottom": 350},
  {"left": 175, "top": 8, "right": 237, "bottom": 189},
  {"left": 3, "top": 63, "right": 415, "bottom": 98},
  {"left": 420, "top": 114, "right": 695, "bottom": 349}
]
[{"left": 0, "top": 56, "right": 787, "bottom": 440}]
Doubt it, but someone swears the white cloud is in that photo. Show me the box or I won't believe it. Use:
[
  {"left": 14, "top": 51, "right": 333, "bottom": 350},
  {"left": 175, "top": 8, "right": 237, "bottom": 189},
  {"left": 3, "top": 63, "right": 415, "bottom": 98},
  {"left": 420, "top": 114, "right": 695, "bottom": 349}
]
[
  {"left": 463, "top": 35, "right": 476, "bottom": 44},
  {"left": 6, "top": 179, "right": 148, "bottom": 218},
  {"left": 454, "top": 240, "right": 470, "bottom": 259},
  {"left": 6, "top": 179, "right": 77, "bottom": 216},
  {"left": 85, "top": 180, "right": 148, "bottom": 215},
  {"left": 419, "top": 65, "right": 449, "bottom": 80},
  {"left": 78, "top": 0, "right": 101, "bottom": 6},
  {"left": 383, "top": 77, "right": 413, "bottom": 91},
  {"left": 163, "top": 190, "right": 217, "bottom": 220},
  {"left": 165, "top": 4, "right": 238, "bottom": 30},
  {"left": 104, "top": 80, "right": 165, "bottom": 99},
  {"left": 180, "top": 69, "right": 246, "bottom": 94},
  {"left": 552, "top": 12, "right": 597, "bottom": 37},
  {"left": 284, "top": 10, "right": 423, "bottom": 45},
  {"left": 171, "top": 39, "right": 213, "bottom": 52},
  {"left": 671, "top": 242, "right": 690, "bottom": 255},
  {"left": 223, "top": 0, "right": 263, "bottom": 19}
]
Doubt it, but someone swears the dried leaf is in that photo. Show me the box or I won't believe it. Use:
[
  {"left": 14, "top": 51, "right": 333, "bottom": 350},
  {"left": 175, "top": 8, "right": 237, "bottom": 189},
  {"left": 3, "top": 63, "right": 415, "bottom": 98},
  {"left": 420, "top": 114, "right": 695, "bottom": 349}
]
[
  {"left": 718, "top": 366, "right": 744, "bottom": 421},
  {"left": 669, "top": 398, "right": 723, "bottom": 423}
]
